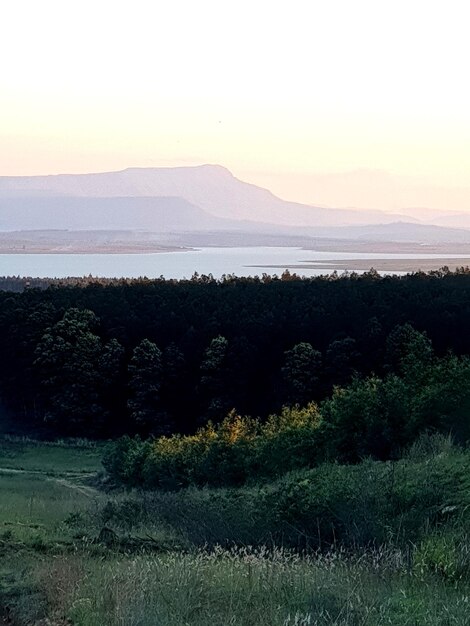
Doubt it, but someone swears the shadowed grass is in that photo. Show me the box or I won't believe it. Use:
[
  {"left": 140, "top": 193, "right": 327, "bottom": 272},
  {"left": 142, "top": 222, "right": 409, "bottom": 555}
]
[
  {"left": 0, "top": 471, "right": 100, "bottom": 546},
  {"left": 0, "top": 439, "right": 105, "bottom": 623},
  {"left": 0, "top": 436, "right": 103, "bottom": 473},
  {"left": 70, "top": 548, "right": 470, "bottom": 626}
]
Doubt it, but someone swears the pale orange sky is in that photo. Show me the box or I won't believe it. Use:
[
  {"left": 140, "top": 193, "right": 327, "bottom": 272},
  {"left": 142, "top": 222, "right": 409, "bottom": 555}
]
[{"left": 1, "top": 0, "right": 470, "bottom": 211}]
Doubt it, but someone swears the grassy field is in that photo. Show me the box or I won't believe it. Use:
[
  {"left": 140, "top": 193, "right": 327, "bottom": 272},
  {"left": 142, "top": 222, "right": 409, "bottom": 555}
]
[
  {"left": 2, "top": 437, "right": 470, "bottom": 625},
  {"left": 0, "top": 438, "right": 104, "bottom": 624},
  {"left": 0, "top": 436, "right": 104, "bottom": 472}
]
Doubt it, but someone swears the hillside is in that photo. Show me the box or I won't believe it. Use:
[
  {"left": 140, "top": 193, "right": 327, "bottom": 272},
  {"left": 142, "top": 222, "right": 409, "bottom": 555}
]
[{"left": 0, "top": 196, "right": 240, "bottom": 232}]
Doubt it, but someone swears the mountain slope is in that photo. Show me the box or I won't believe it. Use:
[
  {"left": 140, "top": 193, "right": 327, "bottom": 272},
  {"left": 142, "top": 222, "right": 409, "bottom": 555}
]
[{"left": 0, "top": 196, "right": 236, "bottom": 232}]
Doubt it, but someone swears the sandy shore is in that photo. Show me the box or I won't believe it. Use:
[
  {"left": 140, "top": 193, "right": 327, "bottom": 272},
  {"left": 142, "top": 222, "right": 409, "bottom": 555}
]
[{"left": 252, "top": 258, "right": 470, "bottom": 273}]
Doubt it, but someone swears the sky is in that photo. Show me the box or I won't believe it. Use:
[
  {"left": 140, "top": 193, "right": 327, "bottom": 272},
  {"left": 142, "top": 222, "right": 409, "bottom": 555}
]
[{"left": 1, "top": 0, "right": 470, "bottom": 211}]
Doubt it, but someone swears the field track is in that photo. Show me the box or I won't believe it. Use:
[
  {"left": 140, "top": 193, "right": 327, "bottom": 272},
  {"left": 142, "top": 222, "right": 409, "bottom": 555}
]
[{"left": 0, "top": 466, "right": 98, "bottom": 498}]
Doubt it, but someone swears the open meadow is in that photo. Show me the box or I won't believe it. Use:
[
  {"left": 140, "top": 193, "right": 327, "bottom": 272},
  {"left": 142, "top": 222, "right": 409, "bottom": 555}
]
[{"left": 1, "top": 436, "right": 470, "bottom": 625}]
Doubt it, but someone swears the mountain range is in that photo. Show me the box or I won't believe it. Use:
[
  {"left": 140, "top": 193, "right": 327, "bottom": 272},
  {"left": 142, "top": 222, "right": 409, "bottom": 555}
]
[{"left": 0, "top": 165, "right": 469, "bottom": 246}]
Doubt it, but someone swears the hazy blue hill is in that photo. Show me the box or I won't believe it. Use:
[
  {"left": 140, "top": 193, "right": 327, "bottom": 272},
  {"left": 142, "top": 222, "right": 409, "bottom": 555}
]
[
  {"left": 0, "top": 196, "right": 240, "bottom": 232},
  {"left": 313, "top": 221, "right": 470, "bottom": 243},
  {"left": 431, "top": 213, "right": 470, "bottom": 229},
  {"left": 0, "top": 165, "right": 415, "bottom": 228}
]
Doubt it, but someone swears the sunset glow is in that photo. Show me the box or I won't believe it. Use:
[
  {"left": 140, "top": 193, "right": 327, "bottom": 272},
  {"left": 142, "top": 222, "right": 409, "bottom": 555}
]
[{"left": 2, "top": 0, "right": 469, "bottom": 210}]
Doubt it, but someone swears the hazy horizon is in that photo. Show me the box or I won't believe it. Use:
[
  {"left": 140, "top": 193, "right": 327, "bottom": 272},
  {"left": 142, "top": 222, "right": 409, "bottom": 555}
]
[
  {"left": 1, "top": 163, "right": 469, "bottom": 218},
  {"left": 2, "top": 0, "right": 469, "bottom": 217}
]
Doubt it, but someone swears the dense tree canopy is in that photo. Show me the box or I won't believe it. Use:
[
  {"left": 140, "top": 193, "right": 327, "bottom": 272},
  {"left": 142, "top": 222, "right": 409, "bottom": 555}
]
[{"left": 1, "top": 269, "right": 470, "bottom": 438}]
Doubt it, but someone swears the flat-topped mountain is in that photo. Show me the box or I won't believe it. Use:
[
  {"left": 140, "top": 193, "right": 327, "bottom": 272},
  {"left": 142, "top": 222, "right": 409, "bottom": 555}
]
[
  {"left": 2, "top": 165, "right": 470, "bottom": 249},
  {"left": 0, "top": 165, "right": 415, "bottom": 229}
]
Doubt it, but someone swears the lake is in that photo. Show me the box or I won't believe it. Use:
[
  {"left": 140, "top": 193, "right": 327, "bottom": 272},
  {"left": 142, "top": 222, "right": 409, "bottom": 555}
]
[{"left": 1, "top": 247, "right": 470, "bottom": 279}]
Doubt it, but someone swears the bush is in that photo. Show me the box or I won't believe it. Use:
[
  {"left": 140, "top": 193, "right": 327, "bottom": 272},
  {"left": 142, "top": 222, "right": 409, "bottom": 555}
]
[
  {"left": 100, "top": 440, "right": 470, "bottom": 552},
  {"left": 106, "top": 405, "right": 323, "bottom": 489},
  {"left": 103, "top": 348, "right": 470, "bottom": 490},
  {"left": 102, "top": 436, "right": 150, "bottom": 486}
]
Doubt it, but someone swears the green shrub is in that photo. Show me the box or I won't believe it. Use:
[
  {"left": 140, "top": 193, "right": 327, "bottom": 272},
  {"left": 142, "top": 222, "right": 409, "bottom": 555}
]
[
  {"left": 103, "top": 406, "right": 323, "bottom": 489},
  {"left": 102, "top": 436, "right": 150, "bottom": 486},
  {"left": 102, "top": 349, "right": 470, "bottom": 490},
  {"left": 99, "top": 440, "right": 470, "bottom": 552}
]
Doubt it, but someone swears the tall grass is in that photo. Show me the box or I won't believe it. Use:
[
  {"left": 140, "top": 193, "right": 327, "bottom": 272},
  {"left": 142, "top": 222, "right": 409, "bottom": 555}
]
[{"left": 69, "top": 547, "right": 470, "bottom": 626}]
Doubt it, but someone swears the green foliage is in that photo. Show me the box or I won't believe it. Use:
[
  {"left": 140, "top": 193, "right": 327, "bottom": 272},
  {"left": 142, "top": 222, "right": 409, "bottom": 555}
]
[
  {"left": 255, "top": 404, "right": 322, "bottom": 477},
  {"left": 264, "top": 441, "right": 470, "bottom": 549},
  {"left": 321, "top": 375, "right": 412, "bottom": 461},
  {"left": 105, "top": 332, "right": 470, "bottom": 487},
  {"left": 321, "top": 344, "right": 470, "bottom": 462},
  {"left": 410, "top": 353, "right": 470, "bottom": 440},
  {"left": 101, "top": 428, "right": 470, "bottom": 556},
  {"left": 199, "top": 335, "right": 232, "bottom": 421},
  {"left": 325, "top": 336, "right": 360, "bottom": 387},
  {"left": 128, "top": 339, "right": 171, "bottom": 435},
  {"left": 282, "top": 342, "right": 322, "bottom": 405},
  {"left": 4, "top": 271, "right": 470, "bottom": 440},
  {"left": 99, "top": 435, "right": 470, "bottom": 552},
  {"left": 33, "top": 308, "right": 124, "bottom": 434},
  {"left": 142, "top": 412, "right": 261, "bottom": 488},
  {"left": 106, "top": 404, "right": 323, "bottom": 489},
  {"left": 102, "top": 436, "right": 151, "bottom": 486},
  {"left": 385, "top": 323, "right": 434, "bottom": 380}
]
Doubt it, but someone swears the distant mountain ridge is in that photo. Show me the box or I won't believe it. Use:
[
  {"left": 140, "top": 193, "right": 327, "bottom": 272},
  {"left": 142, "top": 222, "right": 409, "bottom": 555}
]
[
  {"left": 0, "top": 164, "right": 417, "bottom": 229},
  {"left": 1, "top": 165, "right": 470, "bottom": 246},
  {"left": 313, "top": 221, "right": 470, "bottom": 243}
]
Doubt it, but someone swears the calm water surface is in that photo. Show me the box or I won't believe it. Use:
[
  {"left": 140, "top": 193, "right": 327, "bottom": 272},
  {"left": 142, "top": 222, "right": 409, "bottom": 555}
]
[{"left": 1, "top": 247, "right": 469, "bottom": 279}]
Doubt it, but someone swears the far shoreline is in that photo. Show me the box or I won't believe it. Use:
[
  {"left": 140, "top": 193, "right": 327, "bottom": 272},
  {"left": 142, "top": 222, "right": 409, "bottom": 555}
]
[{"left": 0, "top": 246, "right": 195, "bottom": 255}]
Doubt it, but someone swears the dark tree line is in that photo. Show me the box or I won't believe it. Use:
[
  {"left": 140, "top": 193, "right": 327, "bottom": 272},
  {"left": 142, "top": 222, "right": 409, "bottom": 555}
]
[{"left": 1, "top": 268, "right": 470, "bottom": 437}]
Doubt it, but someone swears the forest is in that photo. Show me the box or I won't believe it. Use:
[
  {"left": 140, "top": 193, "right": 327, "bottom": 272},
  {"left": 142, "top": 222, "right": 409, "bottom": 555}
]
[{"left": 1, "top": 268, "right": 470, "bottom": 447}]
